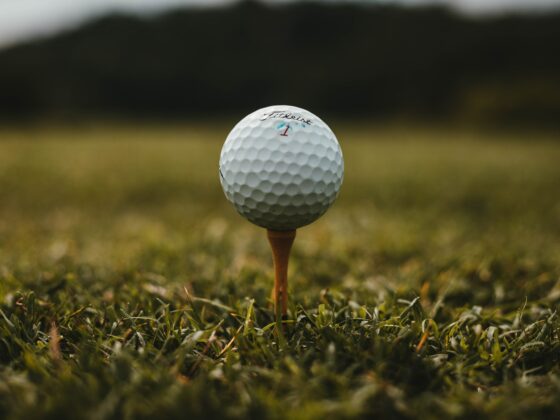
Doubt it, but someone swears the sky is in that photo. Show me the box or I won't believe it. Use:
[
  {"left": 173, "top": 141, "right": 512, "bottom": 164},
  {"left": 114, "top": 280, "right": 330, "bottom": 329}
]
[{"left": 0, "top": 0, "right": 559, "bottom": 49}]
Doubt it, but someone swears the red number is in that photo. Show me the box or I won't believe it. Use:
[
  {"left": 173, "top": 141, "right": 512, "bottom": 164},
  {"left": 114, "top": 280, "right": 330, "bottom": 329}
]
[{"left": 280, "top": 125, "right": 290, "bottom": 136}]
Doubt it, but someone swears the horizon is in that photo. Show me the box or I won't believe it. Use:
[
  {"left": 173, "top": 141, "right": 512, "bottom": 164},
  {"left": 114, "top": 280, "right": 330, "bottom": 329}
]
[{"left": 0, "top": 0, "right": 559, "bottom": 49}]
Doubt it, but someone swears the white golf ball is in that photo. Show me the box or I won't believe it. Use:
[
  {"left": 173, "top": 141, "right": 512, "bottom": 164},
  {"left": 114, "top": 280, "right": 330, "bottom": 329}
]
[{"left": 219, "top": 105, "right": 344, "bottom": 231}]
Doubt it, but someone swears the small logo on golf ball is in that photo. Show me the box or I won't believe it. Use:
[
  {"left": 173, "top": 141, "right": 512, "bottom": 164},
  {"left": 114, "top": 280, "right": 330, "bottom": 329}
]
[
  {"left": 276, "top": 121, "right": 309, "bottom": 137},
  {"left": 278, "top": 122, "right": 290, "bottom": 136},
  {"left": 261, "top": 110, "right": 313, "bottom": 126}
]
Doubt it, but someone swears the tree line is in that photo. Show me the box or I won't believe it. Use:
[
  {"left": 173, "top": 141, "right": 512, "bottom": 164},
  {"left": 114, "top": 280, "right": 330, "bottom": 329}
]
[{"left": 0, "top": 1, "right": 559, "bottom": 125}]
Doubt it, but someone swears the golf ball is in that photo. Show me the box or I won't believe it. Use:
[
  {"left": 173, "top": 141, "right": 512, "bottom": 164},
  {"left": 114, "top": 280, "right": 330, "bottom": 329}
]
[{"left": 219, "top": 105, "right": 344, "bottom": 231}]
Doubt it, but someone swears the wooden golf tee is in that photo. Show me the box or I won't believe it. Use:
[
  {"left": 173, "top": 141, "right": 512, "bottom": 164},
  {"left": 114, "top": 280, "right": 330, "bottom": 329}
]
[{"left": 267, "top": 229, "right": 296, "bottom": 318}]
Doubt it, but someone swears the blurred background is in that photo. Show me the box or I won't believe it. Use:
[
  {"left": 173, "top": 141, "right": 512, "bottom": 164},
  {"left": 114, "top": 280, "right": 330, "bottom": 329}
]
[
  {"left": 0, "top": 0, "right": 559, "bottom": 302},
  {"left": 1, "top": 0, "right": 560, "bottom": 126}
]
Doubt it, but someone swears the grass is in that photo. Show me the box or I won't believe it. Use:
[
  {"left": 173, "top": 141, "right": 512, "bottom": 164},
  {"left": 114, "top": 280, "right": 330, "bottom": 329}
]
[{"left": 0, "top": 123, "right": 559, "bottom": 419}]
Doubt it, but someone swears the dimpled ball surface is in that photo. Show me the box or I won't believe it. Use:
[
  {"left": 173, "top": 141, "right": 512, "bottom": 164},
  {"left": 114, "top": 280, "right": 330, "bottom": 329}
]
[{"left": 219, "top": 105, "right": 344, "bottom": 231}]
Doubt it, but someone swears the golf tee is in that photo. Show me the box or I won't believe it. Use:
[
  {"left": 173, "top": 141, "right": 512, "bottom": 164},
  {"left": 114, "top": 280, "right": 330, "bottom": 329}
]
[{"left": 267, "top": 229, "right": 296, "bottom": 318}]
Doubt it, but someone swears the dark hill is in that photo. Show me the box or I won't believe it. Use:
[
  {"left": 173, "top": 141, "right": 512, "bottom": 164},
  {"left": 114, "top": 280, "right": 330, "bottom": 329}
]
[{"left": 1, "top": 1, "right": 559, "bottom": 124}]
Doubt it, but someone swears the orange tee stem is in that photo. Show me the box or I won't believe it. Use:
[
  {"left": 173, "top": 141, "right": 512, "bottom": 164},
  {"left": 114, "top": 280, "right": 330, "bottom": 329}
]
[{"left": 267, "top": 229, "right": 296, "bottom": 317}]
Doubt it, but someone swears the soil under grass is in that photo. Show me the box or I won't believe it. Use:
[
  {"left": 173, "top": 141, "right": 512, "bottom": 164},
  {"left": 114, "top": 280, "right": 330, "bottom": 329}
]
[{"left": 0, "top": 123, "right": 559, "bottom": 419}]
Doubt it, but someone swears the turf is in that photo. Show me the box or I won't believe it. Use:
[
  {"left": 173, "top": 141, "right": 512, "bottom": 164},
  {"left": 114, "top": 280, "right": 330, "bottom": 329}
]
[{"left": 0, "top": 123, "right": 559, "bottom": 419}]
